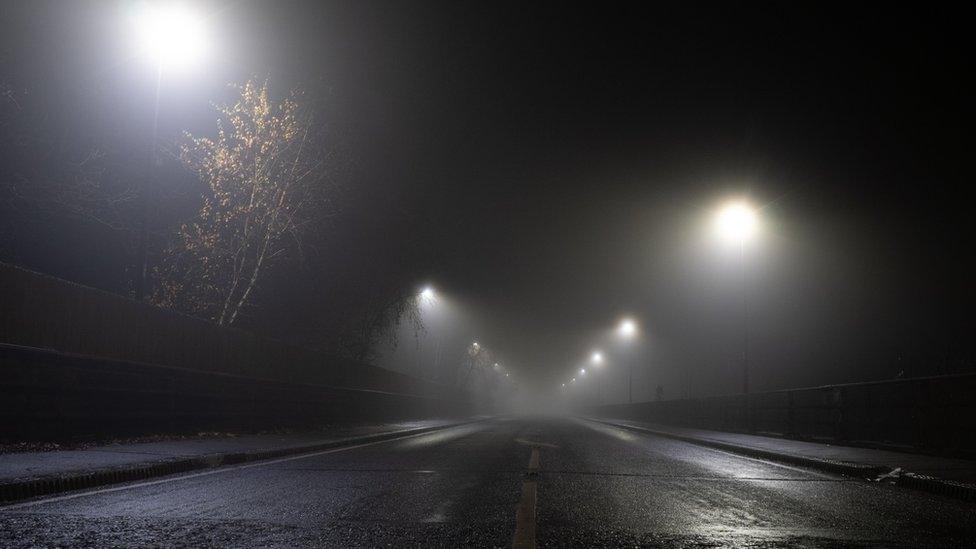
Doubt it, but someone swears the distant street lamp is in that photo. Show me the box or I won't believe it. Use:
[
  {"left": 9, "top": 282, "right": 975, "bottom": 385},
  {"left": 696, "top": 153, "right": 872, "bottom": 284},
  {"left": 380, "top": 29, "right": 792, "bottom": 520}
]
[
  {"left": 420, "top": 286, "right": 436, "bottom": 301},
  {"left": 618, "top": 318, "right": 637, "bottom": 339},
  {"left": 130, "top": 3, "right": 209, "bottom": 300},
  {"left": 713, "top": 199, "right": 759, "bottom": 394},
  {"left": 590, "top": 351, "right": 604, "bottom": 366}
]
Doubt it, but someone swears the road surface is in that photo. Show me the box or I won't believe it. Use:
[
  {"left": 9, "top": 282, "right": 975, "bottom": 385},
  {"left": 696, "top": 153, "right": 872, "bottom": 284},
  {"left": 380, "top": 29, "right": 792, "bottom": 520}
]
[{"left": 2, "top": 417, "right": 974, "bottom": 547}]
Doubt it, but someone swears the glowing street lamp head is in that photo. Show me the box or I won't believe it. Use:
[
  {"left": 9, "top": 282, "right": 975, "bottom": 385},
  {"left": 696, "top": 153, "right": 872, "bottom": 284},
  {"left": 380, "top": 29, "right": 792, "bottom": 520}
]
[
  {"left": 590, "top": 351, "right": 604, "bottom": 366},
  {"left": 420, "top": 286, "right": 435, "bottom": 300},
  {"left": 714, "top": 200, "right": 759, "bottom": 243},
  {"left": 571, "top": 377, "right": 576, "bottom": 383},
  {"left": 132, "top": 2, "right": 208, "bottom": 70},
  {"left": 561, "top": 383, "right": 566, "bottom": 387},
  {"left": 580, "top": 368, "right": 586, "bottom": 376},
  {"left": 618, "top": 318, "right": 638, "bottom": 339}
]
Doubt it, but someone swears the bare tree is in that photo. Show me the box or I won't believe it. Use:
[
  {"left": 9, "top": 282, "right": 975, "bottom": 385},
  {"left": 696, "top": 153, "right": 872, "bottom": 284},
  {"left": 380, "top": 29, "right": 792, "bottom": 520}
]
[{"left": 153, "top": 79, "right": 334, "bottom": 325}]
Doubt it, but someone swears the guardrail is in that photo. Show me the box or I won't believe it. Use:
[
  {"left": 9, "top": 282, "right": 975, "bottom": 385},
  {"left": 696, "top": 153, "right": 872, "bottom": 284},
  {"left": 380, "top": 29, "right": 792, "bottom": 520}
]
[{"left": 591, "top": 373, "right": 976, "bottom": 458}]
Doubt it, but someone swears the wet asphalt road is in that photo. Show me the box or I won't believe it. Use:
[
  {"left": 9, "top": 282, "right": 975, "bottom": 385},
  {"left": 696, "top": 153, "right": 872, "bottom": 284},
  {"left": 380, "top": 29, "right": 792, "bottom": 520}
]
[{"left": 1, "top": 417, "right": 975, "bottom": 547}]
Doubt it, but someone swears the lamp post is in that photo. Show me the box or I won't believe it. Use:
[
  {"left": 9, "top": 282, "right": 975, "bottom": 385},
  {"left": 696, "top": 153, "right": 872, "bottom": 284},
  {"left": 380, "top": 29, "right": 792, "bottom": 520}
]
[
  {"left": 714, "top": 199, "right": 759, "bottom": 394},
  {"left": 590, "top": 350, "right": 604, "bottom": 404},
  {"left": 130, "top": 3, "right": 208, "bottom": 300},
  {"left": 617, "top": 318, "right": 638, "bottom": 403},
  {"left": 416, "top": 285, "right": 438, "bottom": 378}
]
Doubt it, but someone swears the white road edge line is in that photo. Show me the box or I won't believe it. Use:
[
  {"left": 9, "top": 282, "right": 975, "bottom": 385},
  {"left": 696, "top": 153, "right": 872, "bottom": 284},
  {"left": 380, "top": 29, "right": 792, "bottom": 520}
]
[
  {"left": 0, "top": 426, "right": 466, "bottom": 511},
  {"left": 576, "top": 418, "right": 840, "bottom": 479}
]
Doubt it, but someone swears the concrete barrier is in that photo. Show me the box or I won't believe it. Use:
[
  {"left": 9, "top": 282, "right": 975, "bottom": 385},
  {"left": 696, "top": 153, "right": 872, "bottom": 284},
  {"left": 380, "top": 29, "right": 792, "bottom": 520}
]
[
  {"left": 0, "top": 343, "right": 473, "bottom": 441},
  {"left": 0, "top": 262, "right": 454, "bottom": 398},
  {"left": 591, "top": 374, "right": 976, "bottom": 459},
  {"left": 0, "top": 262, "right": 477, "bottom": 440}
]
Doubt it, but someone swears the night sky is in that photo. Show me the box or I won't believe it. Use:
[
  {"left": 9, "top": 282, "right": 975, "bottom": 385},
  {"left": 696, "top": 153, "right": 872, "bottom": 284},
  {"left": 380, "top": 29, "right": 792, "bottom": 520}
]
[{"left": 2, "top": 2, "right": 972, "bottom": 397}]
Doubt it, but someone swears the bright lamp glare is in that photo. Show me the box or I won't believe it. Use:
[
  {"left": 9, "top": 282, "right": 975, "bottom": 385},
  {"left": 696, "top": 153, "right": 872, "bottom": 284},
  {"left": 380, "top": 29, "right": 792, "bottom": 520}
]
[
  {"left": 133, "top": 3, "right": 207, "bottom": 69},
  {"left": 714, "top": 200, "right": 758, "bottom": 242},
  {"left": 618, "top": 318, "right": 637, "bottom": 339},
  {"left": 420, "top": 286, "right": 435, "bottom": 300},
  {"left": 590, "top": 351, "right": 604, "bottom": 365},
  {"left": 580, "top": 368, "right": 586, "bottom": 375}
]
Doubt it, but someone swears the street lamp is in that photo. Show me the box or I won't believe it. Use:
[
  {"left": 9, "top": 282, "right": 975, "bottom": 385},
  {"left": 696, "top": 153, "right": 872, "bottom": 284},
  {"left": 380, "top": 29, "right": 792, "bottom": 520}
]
[
  {"left": 133, "top": 3, "right": 208, "bottom": 70},
  {"left": 580, "top": 368, "right": 586, "bottom": 376},
  {"left": 420, "top": 286, "right": 435, "bottom": 301},
  {"left": 616, "top": 317, "right": 639, "bottom": 403},
  {"left": 589, "top": 350, "right": 605, "bottom": 404},
  {"left": 590, "top": 351, "right": 604, "bottom": 366},
  {"left": 714, "top": 200, "right": 758, "bottom": 244},
  {"left": 130, "top": 2, "right": 209, "bottom": 300},
  {"left": 713, "top": 198, "right": 759, "bottom": 394},
  {"left": 618, "top": 318, "right": 637, "bottom": 339}
]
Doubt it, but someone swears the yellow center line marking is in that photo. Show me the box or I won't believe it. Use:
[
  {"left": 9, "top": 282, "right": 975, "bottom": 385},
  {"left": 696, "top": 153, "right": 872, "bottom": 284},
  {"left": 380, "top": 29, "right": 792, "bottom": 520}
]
[
  {"left": 515, "top": 438, "right": 559, "bottom": 449},
  {"left": 512, "top": 447, "right": 540, "bottom": 549}
]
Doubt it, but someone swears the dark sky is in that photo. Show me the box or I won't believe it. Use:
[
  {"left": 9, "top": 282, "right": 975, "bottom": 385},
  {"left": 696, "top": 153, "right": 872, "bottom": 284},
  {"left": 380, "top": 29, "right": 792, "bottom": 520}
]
[{"left": 2, "top": 2, "right": 973, "bottom": 396}]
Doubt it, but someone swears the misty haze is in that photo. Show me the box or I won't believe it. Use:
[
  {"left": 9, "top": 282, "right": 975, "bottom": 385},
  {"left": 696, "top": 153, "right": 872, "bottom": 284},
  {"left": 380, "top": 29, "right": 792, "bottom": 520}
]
[{"left": 1, "top": 2, "right": 974, "bottom": 547}]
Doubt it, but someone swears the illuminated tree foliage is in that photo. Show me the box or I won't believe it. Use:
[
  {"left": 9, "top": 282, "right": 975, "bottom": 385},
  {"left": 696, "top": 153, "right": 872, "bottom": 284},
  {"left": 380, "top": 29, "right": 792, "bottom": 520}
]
[{"left": 154, "top": 79, "right": 331, "bottom": 325}]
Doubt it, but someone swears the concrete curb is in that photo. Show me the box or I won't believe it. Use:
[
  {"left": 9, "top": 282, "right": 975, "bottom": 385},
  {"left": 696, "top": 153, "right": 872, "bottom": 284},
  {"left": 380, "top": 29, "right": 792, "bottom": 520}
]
[
  {"left": 586, "top": 417, "right": 976, "bottom": 503},
  {"left": 0, "top": 419, "right": 488, "bottom": 504}
]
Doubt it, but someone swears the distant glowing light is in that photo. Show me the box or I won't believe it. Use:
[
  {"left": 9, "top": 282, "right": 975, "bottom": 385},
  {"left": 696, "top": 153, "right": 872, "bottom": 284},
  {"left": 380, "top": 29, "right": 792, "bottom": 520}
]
[
  {"left": 590, "top": 351, "right": 604, "bottom": 365},
  {"left": 618, "top": 318, "right": 638, "bottom": 339},
  {"left": 420, "top": 286, "right": 435, "bottom": 300},
  {"left": 580, "top": 368, "right": 586, "bottom": 375},
  {"left": 714, "top": 199, "right": 759, "bottom": 243},
  {"left": 493, "top": 363, "right": 500, "bottom": 371},
  {"left": 505, "top": 373, "right": 510, "bottom": 377},
  {"left": 571, "top": 378, "right": 576, "bottom": 383},
  {"left": 561, "top": 383, "right": 566, "bottom": 387},
  {"left": 132, "top": 2, "right": 208, "bottom": 70}
]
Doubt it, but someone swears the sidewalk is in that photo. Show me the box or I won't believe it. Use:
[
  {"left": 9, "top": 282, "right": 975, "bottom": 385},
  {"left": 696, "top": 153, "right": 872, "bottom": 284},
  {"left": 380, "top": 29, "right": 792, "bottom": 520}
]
[
  {"left": 0, "top": 418, "right": 483, "bottom": 503},
  {"left": 589, "top": 417, "right": 976, "bottom": 502}
]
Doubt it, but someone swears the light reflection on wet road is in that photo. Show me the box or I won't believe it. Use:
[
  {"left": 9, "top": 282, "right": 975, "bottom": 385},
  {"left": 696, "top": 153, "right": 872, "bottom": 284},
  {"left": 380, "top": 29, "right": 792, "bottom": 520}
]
[{"left": 2, "top": 417, "right": 974, "bottom": 547}]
